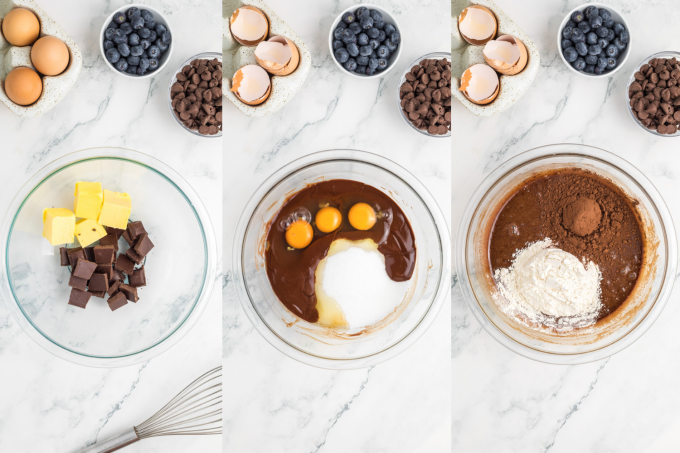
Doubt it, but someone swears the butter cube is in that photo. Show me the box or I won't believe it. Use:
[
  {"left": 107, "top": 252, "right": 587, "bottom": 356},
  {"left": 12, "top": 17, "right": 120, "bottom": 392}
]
[
  {"left": 98, "top": 190, "right": 131, "bottom": 229},
  {"left": 74, "top": 182, "right": 103, "bottom": 220},
  {"left": 42, "top": 208, "right": 75, "bottom": 245},
  {"left": 74, "top": 218, "right": 107, "bottom": 247}
]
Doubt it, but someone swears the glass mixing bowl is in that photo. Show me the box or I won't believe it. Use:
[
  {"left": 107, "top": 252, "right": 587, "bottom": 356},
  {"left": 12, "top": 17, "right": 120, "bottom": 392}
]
[
  {"left": 0, "top": 148, "right": 217, "bottom": 367},
  {"left": 456, "top": 144, "right": 677, "bottom": 364},
  {"left": 233, "top": 150, "right": 450, "bottom": 369}
]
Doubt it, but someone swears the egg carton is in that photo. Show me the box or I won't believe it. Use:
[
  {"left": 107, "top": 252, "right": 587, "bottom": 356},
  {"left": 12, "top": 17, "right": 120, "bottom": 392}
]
[
  {"left": 222, "top": 0, "right": 311, "bottom": 117},
  {"left": 451, "top": 0, "right": 540, "bottom": 117},
  {"left": 0, "top": 0, "right": 82, "bottom": 117}
]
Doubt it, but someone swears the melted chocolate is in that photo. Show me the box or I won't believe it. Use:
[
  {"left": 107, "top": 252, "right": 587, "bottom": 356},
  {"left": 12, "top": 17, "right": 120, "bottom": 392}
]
[{"left": 265, "top": 180, "right": 416, "bottom": 323}]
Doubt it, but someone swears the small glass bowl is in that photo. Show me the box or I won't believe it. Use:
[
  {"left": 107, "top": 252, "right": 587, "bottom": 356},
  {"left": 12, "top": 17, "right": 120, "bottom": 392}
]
[
  {"left": 626, "top": 51, "right": 680, "bottom": 137},
  {"left": 233, "top": 150, "right": 450, "bottom": 369},
  {"left": 456, "top": 144, "right": 676, "bottom": 364},
  {"left": 168, "top": 52, "right": 222, "bottom": 138},
  {"left": 0, "top": 148, "right": 218, "bottom": 367},
  {"left": 397, "top": 52, "right": 451, "bottom": 138}
]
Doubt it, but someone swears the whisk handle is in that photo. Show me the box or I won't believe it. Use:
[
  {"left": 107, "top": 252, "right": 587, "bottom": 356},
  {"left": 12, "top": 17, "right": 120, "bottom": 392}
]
[{"left": 76, "top": 428, "right": 140, "bottom": 453}]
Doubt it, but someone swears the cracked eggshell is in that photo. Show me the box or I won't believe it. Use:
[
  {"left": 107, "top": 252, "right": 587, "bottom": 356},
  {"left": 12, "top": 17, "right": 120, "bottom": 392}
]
[
  {"left": 255, "top": 35, "right": 299, "bottom": 76},
  {"left": 229, "top": 5, "right": 269, "bottom": 47},
  {"left": 483, "top": 35, "right": 528, "bottom": 76},
  {"left": 231, "top": 64, "right": 271, "bottom": 106},
  {"left": 459, "top": 63, "right": 499, "bottom": 105},
  {"left": 458, "top": 5, "right": 497, "bottom": 46}
]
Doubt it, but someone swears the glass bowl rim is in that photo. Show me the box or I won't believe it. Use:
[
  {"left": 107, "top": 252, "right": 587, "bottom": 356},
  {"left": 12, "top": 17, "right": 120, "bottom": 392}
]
[
  {"left": 455, "top": 144, "right": 677, "bottom": 364},
  {"left": 0, "top": 147, "right": 218, "bottom": 368},
  {"left": 232, "top": 149, "right": 451, "bottom": 369}
]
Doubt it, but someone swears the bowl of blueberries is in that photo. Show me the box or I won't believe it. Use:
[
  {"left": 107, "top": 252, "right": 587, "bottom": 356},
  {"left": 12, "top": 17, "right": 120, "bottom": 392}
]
[
  {"left": 329, "top": 4, "right": 402, "bottom": 78},
  {"left": 558, "top": 3, "right": 630, "bottom": 77},
  {"left": 100, "top": 4, "right": 173, "bottom": 78}
]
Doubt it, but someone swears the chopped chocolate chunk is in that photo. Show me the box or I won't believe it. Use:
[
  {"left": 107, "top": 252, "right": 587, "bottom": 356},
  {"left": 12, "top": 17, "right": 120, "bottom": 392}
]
[
  {"left": 110, "top": 269, "right": 125, "bottom": 285},
  {"left": 99, "top": 234, "right": 119, "bottom": 252},
  {"left": 84, "top": 247, "right": 96, "bottom": 262},
  {"left": 73, "top": 259, "right": 97, "bottom": 280},
  {"left": 105, "top": 226, "right": 125, "bottom": 238},
  {"left": 115, "top": 254, "right": 135, "bottom": 275},
  {"left": 129, "top": 266, "right": 146, "bottom": 287},
  {"left": 95, "top": 263, "right": 114, "bottom": 280},
  {"left": 127, "top": 221, "right": 146, "bottom": 241},
  {"left": 68, "top": 288, "right": 91, "bottom": 309},
  {"left": 126, "top": 247, "right": 143, "bottom": 264},
  {"left": 88, "top": 273, "right": 109, "bottom": 292},
  {"left": 119, "top": 283, "right": 139, "bottom": 302},
  {"left": 134, "top": 233, "right": 154, "bottom": 257},
  {"left": 107, "top": 280, "right": 122, "bottom": 296},
  {"left": 59, "top": 247, "right": 70, "bottom": 266},
  {"left": 88, "top": 290, "right": 106, "bottom": 299},
  {"left": 94, "top": 245, "right": 115, "bottom": 264},
  {"left": 68, "top": 274, "right": 88, "bottom": 291},
  {"left": 67, "top": 247, "right": 86, "bottom": 268},
  {"left": 122, "top": 230, "right": 134, "bottom": 247},
  {"left": 107, "top": 292, "right": 127, "bottom": 311}
]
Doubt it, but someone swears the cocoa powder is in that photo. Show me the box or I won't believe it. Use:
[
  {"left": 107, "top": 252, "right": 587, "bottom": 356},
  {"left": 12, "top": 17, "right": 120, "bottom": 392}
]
[{"left": 489, "top": 169, "right": 644, "bottom": 320}]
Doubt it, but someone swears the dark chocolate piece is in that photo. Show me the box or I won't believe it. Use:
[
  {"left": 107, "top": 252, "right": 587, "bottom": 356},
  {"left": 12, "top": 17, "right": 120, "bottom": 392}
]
[
  {"left": 73, "top": 259, "right": 97, "bottom": 280},
  {"left": 68, "top": 288, "right": 91, "bottom": 309},
  {"left": 95, "top": 263, "right": 114, "bottom": 281},
  {"left": 126, "top": 247, "right": 143, "bottom": 264},
  {"left": 119, "top": 284, "right": 139, "bottom": 302},
  {"left": 67, "top": 247, "right": 86, "bottom": 268},
  {"left": 133, "top": 233, "right": 154, "bottom": 257},
  {"left": 68, "top": 274, "right": 88, "bottom": 291},
  {"left": 122, "top": 230, "right": 134, "bottom": 247},
  {"left": 99, "top": 234, "right": 119, "bottom": 252},
  {"left": 107, "top": 292, "right": 128, "bottom": 311},
  {"left": 59, "top": 247, "right": 70, "bottom": 266},
  {"left": 84, "top": 247, "right": 96, "bottom": 262},
  {"left": 94, "top": 245, "right": 115, "bottom": 264},
  {"left": 107, "top": 280, "right": 122, "bottom": 296},
  {"left": 110, "top": 269, "right": 125, "bottom": 285},
  {"left": 128, "top": 266, "right": 146, "bottom": 287},
  {"left": 88, "top": 290, "right": 106, "bottom": 298},
  {"left": 88, "top": 273, "right": 109, "bottom": 292},
  {"left": 115, "top": 254, "right": 135, "bottom": 275},
  {"left": 105, "top": 226, "right": 125, "bottom": 238},
  {"left": 127, "top": 221, "right": 146, "bottom": 240}
]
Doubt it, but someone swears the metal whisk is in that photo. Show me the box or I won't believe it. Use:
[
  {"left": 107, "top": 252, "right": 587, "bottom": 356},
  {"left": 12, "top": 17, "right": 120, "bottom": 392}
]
[{"left": 77, "top": 366, "right": 222, "bottom": 453}]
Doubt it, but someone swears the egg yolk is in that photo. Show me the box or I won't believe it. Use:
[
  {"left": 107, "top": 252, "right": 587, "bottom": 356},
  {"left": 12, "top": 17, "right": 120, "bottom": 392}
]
[
  {"left": 348, "top": 203, "right": 376, "bottom": 231},
  {"left": 315, "top": 207, "right": 342, "bottom": 233},
  {"left": 285, "top": 220, "right": 313, "bottom": 249}
]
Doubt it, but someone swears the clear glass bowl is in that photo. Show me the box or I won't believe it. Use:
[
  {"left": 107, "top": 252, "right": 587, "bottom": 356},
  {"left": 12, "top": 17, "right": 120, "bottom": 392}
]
[
  {"left": 233, "top": 150, "right": 450, "bottom": 369},
  {"left": 626, "top": 51, "right": 680, "bottom": 137},
  {"left": 456, "top": 144, "right": 677, "bottom": 364},
  {"left": 168, "top": 52, "right": 222, "bottom": 138},
  {"left": 397, "top": 52, "right": 451, "bottom": 138},
  {"left": 0, "top": 148, "right": 218, "bottom": 367}
]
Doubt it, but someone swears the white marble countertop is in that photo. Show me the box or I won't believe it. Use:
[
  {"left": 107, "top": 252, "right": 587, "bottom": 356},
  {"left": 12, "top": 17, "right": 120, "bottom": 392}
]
[
  {"left": 452, "top": 1, "right": 680, "bottom": 451},
  {"left": 0, "top": 1, "right": 221, "bottom": 452},
  {"left": 222, "top": 0, "right": 451, "bottom": 451}
]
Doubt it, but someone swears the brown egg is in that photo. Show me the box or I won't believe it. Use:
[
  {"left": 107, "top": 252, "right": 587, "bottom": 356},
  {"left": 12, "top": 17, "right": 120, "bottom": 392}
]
[
  {"left": 5, "top": 67, "right": 43, "bottom": 105},
  {"left": 31, "top": 36, "right": 70, "bottom": 76},
  {"left": 2, "top": 8, "right": 41, "bottom": 47}
]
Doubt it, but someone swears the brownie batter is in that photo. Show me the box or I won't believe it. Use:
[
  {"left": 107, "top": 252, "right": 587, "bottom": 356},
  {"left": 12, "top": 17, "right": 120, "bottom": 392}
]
[
  {"left": 265, "top": 180, "right": 416, "bottom": 323},
  {"left": 489, "top": 169, "right": 644, "bottom": 320}
]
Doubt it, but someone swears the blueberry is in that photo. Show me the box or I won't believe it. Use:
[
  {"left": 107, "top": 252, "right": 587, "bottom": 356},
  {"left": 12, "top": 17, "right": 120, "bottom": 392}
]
[
  {"left": 566, "top": 20, "right": 576, "bottom": 29},
  {"left": 105, "top": 27, "right": 116, "bottom": 40},
  {"left": 606, "top": 57, "right": 617, "bottom": 70},
  {"left": 376, "top": 45, "right": 390, "bottom": 59},
  {"left": 365, "top": 66, "right": 376, "bottom": 76},
  {"left": 588, "top": 44, "right": 602, "bottom": 55},
  {"left": 366, "top": 57, "right": 379, "bottom": 70},
  {"left": 385, "top": 39, "right": 398, "bottom": 52},
  {"left": 357, "top": 55, "right": 369, "bottom": 66},
  {"left": 360, "top": 16, "right": 373, "bottom": 29},
  {"left": 585, "top": 65, "right": 595, "bottom": 74},
  {"left": 342, "top": 32, "right": 357, "bottom": 44},
  {"left": 162, "top": 31, "right": 171, "bottom": 45},
  {"left": 604, "top": 29, "right": 615, "bottom": 43},
  {"left": 370, "top": 50, "right": 378, "bottom": 59},
  {"left": 605, "top": 44, "right": 619, "bottom": 58},
  {"left": 377, "top": 30, "right": 386, "bottom": 42},
  {"left": 113, "top": 12, "right": 126, "bottom": 25},
  {"left": 127, "top": 55, "right": 140, "bottom": 66},
  {"left": 335, "top": 47, "right": 349, "bottom": 63},
  {"left": 155, "top": 24, "right": 167, "bottom": 36},
  {"left": 333, "top": 40, "right": 344, "bottom": 50},
  {"left": 575, "top": 42, "right": 588, "bottom": 56},
  {"left": 613, "top": 38, "right": 626, "bottom": 51},
  {"left": 349, "top": 22, "right": 361, "bottom": 34},
  {"left": 570, "top": 28, "right": 585, "bottom": 43},
  {"left": 573, "top": 58, "right": 586, "bottom": 71},
  {"left": 561, "top": 38, "right": 572, "bottom": 49},
  {"left": 571, "top": 11, "right": 585, "bottom": 23},
  {"left": 357, "top": 33, "right": 369, "bottom": 46},
  {"left": 139, "top": 58, "right": 150, "bottom": 70},
  {"left": 140, "top": 9, "right": 154, "bottom": 22},
  {"left": 596, "top": 26, "right": 608, "bottom": 38},
  {"left": 369, "top": 38, "right": 380, "bottom": 50},
  {"left": 334, "top": 27, "right": 345, "bottom": 40},
  {"left": 136, "top": 67, "right": 147, "bottom": 76},
  {"left": 598, "top": 38, "right": 609, "bottom": 49},
  {"left": 597, "top": 57, "right": 608, "bottom": 69},
  {"left": 127, "top": 7, "right": 141, "bottom": 19},
  {"left": 346, "top": 42, "right": 359, "bottom": 57},
  {"left": 141, "top": 51, "right": 149, "bottom": 60},
  {"left": 584, "top": 6, "right": 599, "bottom": 18},
  {"left": 145, "top": 18, "right": 156, "bottom": 31},
  {"left": 107, "top": 21, "right": 118, "bottom": 29},
  {"left": 359, "top": 45, "right": 373, "bottom": 56},
  {"left": 619, "top": 30, "right": 629, "bottom": 44},
  {"left": 586, "top": 32, "right": 598, "bottom": 45},
  {"left": 367, "top": 27, "right": 380, "bottom": 39},
  {"left": 130, "top": 45, "right": 144, "bottom": 57},
  {"left": 585, "top": 55, "right": 598, "bottom": 65},
  {"left": 613, "top": 23, "right": 625, "bottom": 36},
  {"left": 385, "top": 24, "right": 396, "bottom": 36},
  {"left": 131, "top": 16, "right": 144, "bottom": 30},
  {"left": 594, "top": 66, "right": 605, "bottom": 75},
  {"left": 356, "top": 7, "right": 370, "bottom": 19},
  {"left": 563, "top": 46, "right": 578, "bottom": 62},
  {"left": 599, "top": 9, "right": 612, "bottom": 22},
  {"left": 115, "top": 59, "right": 128, "bottom": 71},
  {"left": 148, "top": 45, "right": 161, "bottom": 59},
  {"left": 344, "top": 58, "right": 357, "bottom": 72},
  {"left": 104, "top": 40, "right": 115, "bottom": 50},
  {"left": 578, "top": 21, "right": 590, "bottom": 34},
  {"left": 117, "top": 42, "right": 130, "bottom": 57},
  {"left": 105, "top": 48, "right": 121, "bottom": 63},
  {"left": 120, "top": 22, "right": 133, "bottom": 35},
  {"left": 112, "top": 29, "right": 126, "bottom": 44},
  {"left": 374, "top": 20, "right": 385, "bottom": 30},
  {"left": 562, "top": 26, "right": 573, "bottom": 40},
  {"left": 126, "top": 65, "right": 137, "bottom": 75},
  {"left": 128, "top": 33, "right": 140, "bottom": 46},
  {"left": 390, "top": 31, "right": 400, "bottom": 44},
  {"left": 342, "top": 11, "right": 355, "bottom": 24},
  {"left": 148, "top": 58, "right": 159, "bottom": 71},
  {"left": 370, "top": 10, "right": 383, "bottom": 22},
  {"left": 589, "top": 15, "right": 603, "bottom": 29},
  {"left": 138, "top": 27, "right": 150, "bottom": 39},
  {"left": 155, "top": 39, "right": 168, "bottom": 52},
  {"left": 603, "top": 20, "right": 614, "bottom": 29},
  {"left": 377, "top": 58, "right": 388, "bottom": 71},
  {"left": 139, "top": 39, "right": 151, "bottom": 50},
  {"left": 336, "top": 21, "right": 347, "bottom": 29},
  {"left": 355, "top": 65, "right": 367, "bottom": 75},
  {"left": 148, "top": 30, "right": 157, "bottom": 42}
]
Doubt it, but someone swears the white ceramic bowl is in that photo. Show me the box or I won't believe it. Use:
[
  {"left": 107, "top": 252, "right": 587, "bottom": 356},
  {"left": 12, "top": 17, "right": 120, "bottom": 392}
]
[
  {"left": 100, "top": 4, "right": 173, "bottom": 79},
  {"left": 328, "top": 4, "right": 402, "bottom": 79},
  {"left": 557, "top": 3, "right": 631, "bottom": 78}
]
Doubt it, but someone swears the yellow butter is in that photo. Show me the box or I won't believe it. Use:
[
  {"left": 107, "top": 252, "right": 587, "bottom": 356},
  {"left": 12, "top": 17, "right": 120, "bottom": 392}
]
[
  {"left": 74, "top": 218, "right": 107, "bottom": 247},
  {"left": 74, "top": 181, "right": 103, "bottom": 220},
  {"left": 97, "top": 190, "right": 131, "bottom": 229},
  {"left": 42, "top": 208, "right": 75, "bottom": 245}
]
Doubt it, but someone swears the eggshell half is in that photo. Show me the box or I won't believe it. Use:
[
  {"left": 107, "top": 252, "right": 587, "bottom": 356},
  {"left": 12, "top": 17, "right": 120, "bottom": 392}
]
[
  {"left": 231, "top": 64, "right": 272, "bottom": 106},
  {"left": 230, "top": 6, "right": 269, "bottom": 47},
  {"left": 483, "top": 35, "right": 528, "bottom": 76},
  {"left": 255, "top": 36, "right": 300, "bottom": 76},
  {"left": 458, "top": 5, "right": 497, "bottom": 46},
  {"left": 459, "top": 64, "right": 499, "bottom": 105}
]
